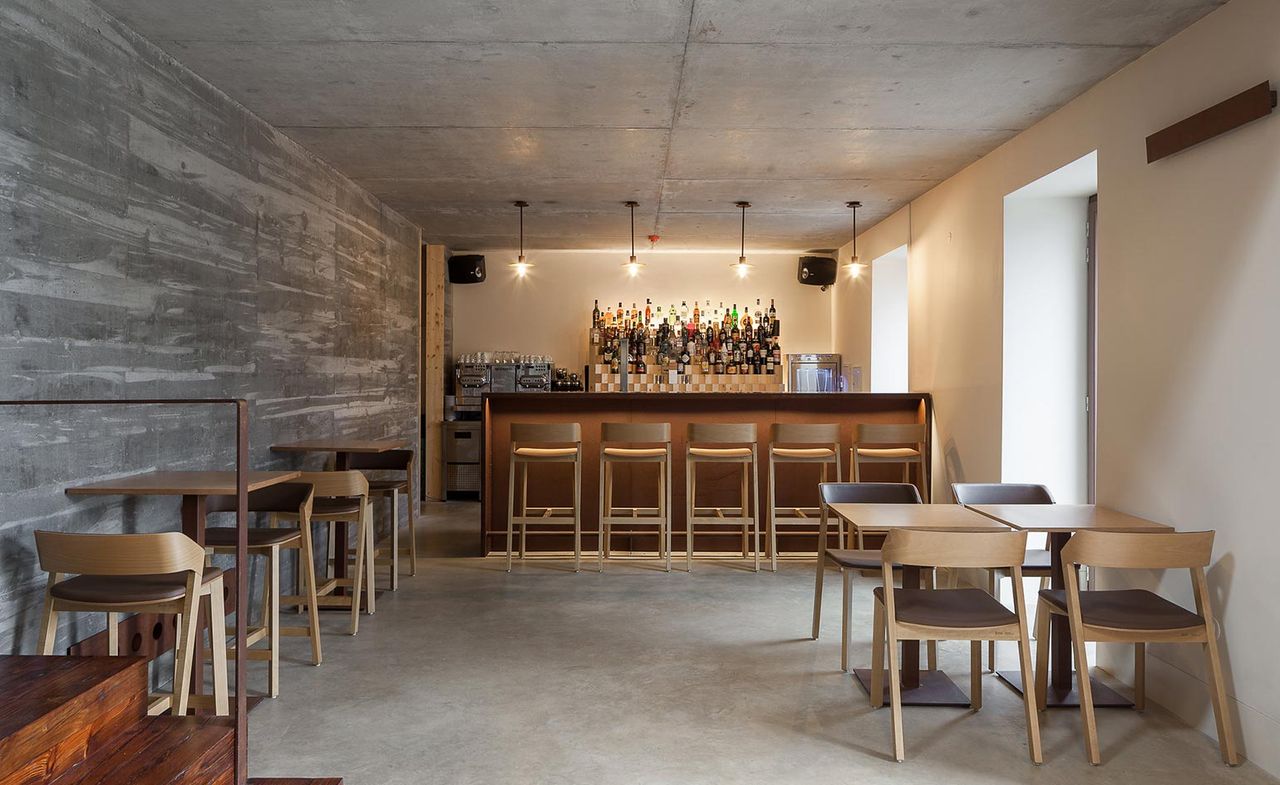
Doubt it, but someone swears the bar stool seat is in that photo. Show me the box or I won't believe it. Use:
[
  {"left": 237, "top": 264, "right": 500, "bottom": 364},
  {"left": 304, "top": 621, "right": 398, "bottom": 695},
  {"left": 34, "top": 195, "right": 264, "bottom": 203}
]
[
  {"left": 768, "top": 423, "right": 843, "bottom": 572},
  {"left": 348, "top": 449, "right": 418, "bottom": 590},
  {"left": 689, "top": 446, "right": 753, "bottom": 459},
  {"left": 603, "top": 447, "right": 667, "bottom": 458},
  {"left": 772, "top": 447, "right": 835, "bottom": 459},
  {"left": 515, "top": 446, "right": 579, "bottom": 459},
  {"left": 508, "top": 422, "right": 584, "bottom": 572},
  {"left": 855, "top": 447, "right": 920, "bottom": 459},
  {"left": 50, "top": 566, "right": 224, "bottom": 604}
]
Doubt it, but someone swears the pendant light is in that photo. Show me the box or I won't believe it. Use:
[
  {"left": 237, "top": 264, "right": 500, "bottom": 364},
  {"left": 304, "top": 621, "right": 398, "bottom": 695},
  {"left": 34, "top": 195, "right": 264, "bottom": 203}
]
[
  {"left": 509, "top": 200, "right": 532, "bottom": 276},
  {"left": 622, "top": 201, "right": 644, "bottom": 277},
  {"left": 730, "top": 201, "right": 753, "bottom": 279},
  {"left": 842, "top": 201, "right": 867, "bottom": 278}
]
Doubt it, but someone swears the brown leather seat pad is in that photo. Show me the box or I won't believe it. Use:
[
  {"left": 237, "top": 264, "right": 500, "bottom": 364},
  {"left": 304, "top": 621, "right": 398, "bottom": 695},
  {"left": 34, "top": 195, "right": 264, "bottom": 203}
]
[
  {"left": 51, "top": 566, "right": 224, "bottom": 604},
  {"left": 312, "top": 498, "right": 362, "bottom": 516},
  {"left": 203, "top": 527, "right": 301, "bottom": 548},
  {"left": 368, "top": 479, "right": 409, "bottom": 493},
  {"left": 1038, "top": 589, "right": 1204, "bottom": 631},
  {"left": 875, "top": 587, "right": 1017, "bottom": 628}
]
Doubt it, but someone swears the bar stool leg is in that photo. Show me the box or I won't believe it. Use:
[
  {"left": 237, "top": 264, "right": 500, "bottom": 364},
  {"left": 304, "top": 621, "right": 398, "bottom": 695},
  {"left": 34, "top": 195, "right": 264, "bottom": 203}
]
[
  {"left": 665, "top": 452, "right": 673, "bottom": 573},
  {"left": 598, "top": 455, "right": 607, "bottom": 573},
  {"left": 767, "top": 456, "right": 778, "bottom": 573},
  {"left": 506, "top": 457, "right": 517, "bottom": 573},
  {"left": 206, "top": 578, "right": 229, "bottom": 716},
  {"left": 365, "top": 505, "right": 376, "bottom": 614},
  {"left": 603, "top": 461, "right": 614, "bottom": 560},
  {"left": 751, "top": 448, "right": 761, "bottom": 573},
  {"left": 389, "top": 491, "right": 400, "bottom": 591},
  {"left": 267, "top": 543, "right": 280, "bottom": 698},
  {"left": 107, "top": 612, "right": 120, "bottom": 656},
  {"left": 519, "top": 464, "right": 529, "bottom": 560},
  {"left": 298, "top": 522, "right": 322, "bottom": 665},
  {"left": 685, "top": 458, "right": 695, "bottom": 572},
  {"left": 573, "top": 452, "right": 583, "bottom": 573},
  {"left": 406, "top": 477, "right": 418, "bottom": 576}
]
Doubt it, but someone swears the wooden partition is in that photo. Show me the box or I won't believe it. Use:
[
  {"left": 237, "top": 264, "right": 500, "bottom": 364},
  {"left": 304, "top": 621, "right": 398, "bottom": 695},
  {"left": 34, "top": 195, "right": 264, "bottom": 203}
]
[{"left": 481, "top": 392, "right": 931, "bottom": 555}]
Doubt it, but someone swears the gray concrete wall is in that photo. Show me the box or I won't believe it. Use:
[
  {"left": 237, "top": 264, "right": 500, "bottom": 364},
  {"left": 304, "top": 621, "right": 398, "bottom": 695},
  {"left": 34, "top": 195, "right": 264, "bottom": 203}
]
[{"left": 0, "top": 0, "right": 421, "bottom": 653}]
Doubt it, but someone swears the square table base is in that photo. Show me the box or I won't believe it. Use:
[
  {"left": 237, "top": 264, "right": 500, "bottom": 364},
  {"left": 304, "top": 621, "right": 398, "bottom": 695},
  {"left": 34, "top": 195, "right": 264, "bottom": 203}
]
[
  {"left": 853, "top": 668, "right": 972, "bottom": 707},
  {"left": 995, "top": 670, "right": 1133, "bottom": 708}
]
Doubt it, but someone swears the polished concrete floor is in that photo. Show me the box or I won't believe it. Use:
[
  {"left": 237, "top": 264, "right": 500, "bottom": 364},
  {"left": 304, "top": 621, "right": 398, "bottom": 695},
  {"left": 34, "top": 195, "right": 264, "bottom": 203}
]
[{"left": 248, "top": 501, "right": 1273, "bottom": 785}]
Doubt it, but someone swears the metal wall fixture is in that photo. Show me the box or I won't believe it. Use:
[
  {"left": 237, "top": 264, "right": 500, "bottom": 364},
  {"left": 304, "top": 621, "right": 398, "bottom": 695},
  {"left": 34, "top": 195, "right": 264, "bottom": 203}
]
[
  {"left": 509, "top": 200, "right": 532, "bottom": 276},
  {"left": 842, "top": 201, "right": 866, "bottom": 278},
  {"left": 730, "top": 201, "right": 753, "bottom": 279},
  {"left": 622, "top": 201, "right": 643, "bottom": 277}
]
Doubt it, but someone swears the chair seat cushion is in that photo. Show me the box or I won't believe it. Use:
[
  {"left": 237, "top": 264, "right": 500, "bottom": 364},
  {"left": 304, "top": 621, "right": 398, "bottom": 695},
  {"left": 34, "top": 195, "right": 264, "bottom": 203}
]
[
  {"left": 203, "top": 527, "right": 301, "bottom": 548},
  {"left": 368, "top": 479, "right": 409, "bottom": 493},
  {"left": 855, "top": 447, "right": 920, "bottom": 459},
  {"left": 689, "top": 447, "right": 752, "bottom": 458},
  {"left": 772, "top": 447, "right": 835, "bottom": 459},
  {"left": 514, "top": 447, "right": 578, "bottom": 458},
  {"left": 826, "top": 549, "right": 889, "bottom": 570},
  {"left": 51, "top": 566, "right": 224, "bottom": 604},
  {"left": 312, "top": 497, "right": 362, "bottom": 516},
  {"left": 603, "top": 447, "right": 668, "bottom": 458},
  {"left": 1038, "top": 589, "right": 1204, "bottom": 631},
  {"left": 874, "top": 587, "right": 1017, "bottom": 628}
]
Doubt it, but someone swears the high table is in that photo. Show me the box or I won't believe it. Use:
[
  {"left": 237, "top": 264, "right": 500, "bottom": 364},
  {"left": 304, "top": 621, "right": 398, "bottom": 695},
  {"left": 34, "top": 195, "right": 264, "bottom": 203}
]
[
  {"left": 969, "top": 504, "right": 1171, "bottom": 707},
  {"left": 827, "top": 503, "right": 1011, "bottom": 706}
]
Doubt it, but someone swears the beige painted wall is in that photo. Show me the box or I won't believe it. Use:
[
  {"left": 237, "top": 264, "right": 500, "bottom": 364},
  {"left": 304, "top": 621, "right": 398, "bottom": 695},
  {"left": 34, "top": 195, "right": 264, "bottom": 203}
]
[
  {"left": 452, "top": 250, "right": 834, "bottom": 369},
  {"left": 851, "top": 0, "right": 1280, "bottom": 771}
]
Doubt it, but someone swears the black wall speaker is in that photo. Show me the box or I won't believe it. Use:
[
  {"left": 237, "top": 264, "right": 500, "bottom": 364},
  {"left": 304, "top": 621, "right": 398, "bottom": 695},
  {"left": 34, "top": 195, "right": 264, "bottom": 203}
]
[
  {"left": 448, "top": 254, "right": 486, "bottom": 284},
  {"left": 797, "top": 256, "right": 837, "bottom": 287}
]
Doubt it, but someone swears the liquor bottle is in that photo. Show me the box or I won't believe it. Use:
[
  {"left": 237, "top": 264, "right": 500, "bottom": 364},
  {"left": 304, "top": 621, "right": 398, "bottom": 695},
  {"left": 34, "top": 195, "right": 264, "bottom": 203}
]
[
  {"left": 692, "top": 301, "right": 700, "bottom": 326},
  {"left": 637, "top": 354, "right": 647, "bottom": 376},
  {"left": 768, "top": 298, "right": 776, "bottom": 322},
  {"left": 731, "top": 303, "right": 739, "bottom": 327},
  {"left": 766, "top": 351, "right": 776, "bottom": 375},
  {"left": 592, "top": 299, "right": 601, "bottom": 328},
  {"left": 644, "top": 298, "right": 652, "bottom": 326},
  {"left": 754, "top": 299, "right": 763, "bottom": 327},
  {"left": 714, "top": 350, "right": 725, "bottom": 375},
  {"left": 616, "top": 302, "right": 623, "bottom": 324},
  {"left": 678, "top": 346, "right": 689, "bottom": 375}
]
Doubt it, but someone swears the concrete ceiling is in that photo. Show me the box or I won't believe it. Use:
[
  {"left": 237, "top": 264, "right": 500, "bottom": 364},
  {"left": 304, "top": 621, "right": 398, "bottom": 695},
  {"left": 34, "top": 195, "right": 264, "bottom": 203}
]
[{"left": 98, "top": 0, "right": 1224, "bottom": 251}]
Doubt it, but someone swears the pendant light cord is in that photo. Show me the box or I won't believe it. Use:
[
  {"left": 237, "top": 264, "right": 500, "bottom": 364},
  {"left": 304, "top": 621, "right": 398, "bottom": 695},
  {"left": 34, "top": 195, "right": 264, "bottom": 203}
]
[
  {"left": 630, "top": 202, "right": 635, "bottom": 257},
  {"left": 740, "top": 204, "right": 746, "bottom": 258},
  {"left": 519, "top": 203, "right": 524, "bottom": 257}
]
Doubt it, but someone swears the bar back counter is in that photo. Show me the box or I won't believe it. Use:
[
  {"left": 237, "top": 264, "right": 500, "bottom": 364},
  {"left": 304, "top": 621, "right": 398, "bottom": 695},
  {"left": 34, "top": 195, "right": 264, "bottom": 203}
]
[{"left": 480, "top": 392, "right": 932, "bottom": 556}]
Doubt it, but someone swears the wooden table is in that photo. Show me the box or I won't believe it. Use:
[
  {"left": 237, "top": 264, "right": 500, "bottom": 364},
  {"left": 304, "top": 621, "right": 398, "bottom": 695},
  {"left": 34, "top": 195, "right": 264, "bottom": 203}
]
[
  {"left": 969, "top": 504, "right": 1172, "bottom": 707},
  {"left": 827, "top": 503, "right": 1011, "bottom": 706}
]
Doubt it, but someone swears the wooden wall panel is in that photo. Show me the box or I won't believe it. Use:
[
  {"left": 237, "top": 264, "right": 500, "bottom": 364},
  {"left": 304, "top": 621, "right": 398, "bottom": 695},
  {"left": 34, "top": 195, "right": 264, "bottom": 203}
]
[{"left": 422, "top": 244, "right": 447, "bottom": 500}]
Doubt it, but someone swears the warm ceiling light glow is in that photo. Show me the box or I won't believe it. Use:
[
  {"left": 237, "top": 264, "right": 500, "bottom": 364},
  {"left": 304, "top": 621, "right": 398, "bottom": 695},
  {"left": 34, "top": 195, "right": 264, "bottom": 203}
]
[
  {"left": 842, "top": 200, "right": 867, "bottom": 278},
  {"left": 508, "top": 200, "right": 533, "bottom": 276},
  {"left": 732, "top": 258, "right": 752, "bottom": 278},
  {"left": 621, "top": 201, "right": 645, "bottom": 277},
  {"left": 730, "top": 201, "right": 752, "bottom": 279}
]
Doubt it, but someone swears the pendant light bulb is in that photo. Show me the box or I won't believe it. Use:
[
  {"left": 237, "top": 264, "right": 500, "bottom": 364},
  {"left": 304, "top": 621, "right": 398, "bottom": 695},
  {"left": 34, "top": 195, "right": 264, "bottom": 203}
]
[
  {"left": 509, "top": 201, "right": 532, "bottom": 277},
  {"left": 730, "top": 201, "right": 753, "bottom": 278},
  {"left": 843, "top": 201, "right": 867, "bottom": 278},
  {"left": 621, "top": 201, "right": 644, "bottom": 277}
]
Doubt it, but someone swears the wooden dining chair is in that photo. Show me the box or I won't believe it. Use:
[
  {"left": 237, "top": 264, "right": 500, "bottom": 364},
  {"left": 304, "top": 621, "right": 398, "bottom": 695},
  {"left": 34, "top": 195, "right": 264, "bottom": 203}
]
[
  {"left": 35, "top": 531, "right": 229, "bottom": 717},
  {"left": 347, "top": 449, "right": 417, "bottom": 589},
  {"left": 204, "top": 482, "right": 323, "bottom": 698},
  {"left": 1035, "top": 530, "right": 1238, "bottom": 766},
  {"left": 852, "top": 423, "right": 928, "bottom": 501},
  {"left": 872, "top": 529, "right": 1040, "bottom": 763},
  {"left": 685, "top": 423, "right": 761, "bottom": 572},
  {"left": 767, "top": 423, "right": 841, "bottom": 572},
  {"left": 507, "top": 422, "right": 584, "bottom": 572},
  {"left": 952, "top": 482, "right": 1055, "bottom": 670},
  {"left": 275, "top": 471, "right": 373, "bottom": 635}
]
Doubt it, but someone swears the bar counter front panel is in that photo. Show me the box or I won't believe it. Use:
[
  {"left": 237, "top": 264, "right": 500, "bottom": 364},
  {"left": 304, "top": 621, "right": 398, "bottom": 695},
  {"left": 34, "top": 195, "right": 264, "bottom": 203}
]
[{"left": 481, "top": 392, "right": 932, "bottom": 555}]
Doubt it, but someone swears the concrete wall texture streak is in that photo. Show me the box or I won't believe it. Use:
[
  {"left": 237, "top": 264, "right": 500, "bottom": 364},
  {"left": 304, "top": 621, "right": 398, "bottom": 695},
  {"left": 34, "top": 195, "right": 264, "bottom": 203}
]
[{"left": 0, "top": 0, "right": 421, "bottom": 653}]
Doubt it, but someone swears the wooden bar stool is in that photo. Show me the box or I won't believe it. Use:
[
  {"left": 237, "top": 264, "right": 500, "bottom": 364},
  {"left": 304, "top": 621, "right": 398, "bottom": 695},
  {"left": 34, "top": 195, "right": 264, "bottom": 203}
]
[
  {"left": 35, "top": 531, "right": 229, "bottom": 717},
  {"left": 852, "top": 422, "right": 929, "bottom": 502},
  {"left": 507, "top": 422, "right": 583, "bottom": 572},
  {"left": 275, "top": 471, "right": 373, "bottom": 635},
  {"left": 685, "top": 422, "right": 761, "bottom": 572},
  {"left": 203, "top": 483, "right": 322, "bottom": 698},
  {"left": 599, "top": 422, "right": 673, "bottom": 572},
  {"left": 347, "top": 449, "right": 417, "bottom": 590},
  {"left": 1035, "top": 530, "right": 1238, "bottom": 766},
  {"left": 767, "top": 423, "right": 841, "bottom": 572}
]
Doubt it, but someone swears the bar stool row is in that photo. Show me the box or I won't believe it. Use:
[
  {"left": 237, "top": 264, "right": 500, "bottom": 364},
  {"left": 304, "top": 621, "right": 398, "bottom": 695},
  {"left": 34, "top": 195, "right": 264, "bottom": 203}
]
[{"left": 505, "top": 420, "right": 928, "bottom": 573}]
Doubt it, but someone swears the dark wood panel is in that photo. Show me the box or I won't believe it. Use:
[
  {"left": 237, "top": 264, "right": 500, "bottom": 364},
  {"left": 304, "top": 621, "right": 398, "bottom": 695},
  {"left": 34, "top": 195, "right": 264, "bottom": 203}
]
[{"left": 1146, "top": 81, "right": 1276, "bottom": 163}]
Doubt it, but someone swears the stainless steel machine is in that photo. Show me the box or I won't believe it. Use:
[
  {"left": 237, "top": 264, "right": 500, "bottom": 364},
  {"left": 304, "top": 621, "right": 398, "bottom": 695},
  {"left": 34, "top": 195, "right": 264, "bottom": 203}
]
[
  {"left": 787, "top": 353, "right": 843, "bottom": 392},
  {"left": 443, "top": 420, "right": 481, "bottom": 498},
  {"left": 454, "top": 352, "right": 553, "bottom": 414}
]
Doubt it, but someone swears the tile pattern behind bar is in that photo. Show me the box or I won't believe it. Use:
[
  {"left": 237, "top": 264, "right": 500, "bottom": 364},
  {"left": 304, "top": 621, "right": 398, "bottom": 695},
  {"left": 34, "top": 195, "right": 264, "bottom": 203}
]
[{"left": 0, "top": 0, "right": 420, "bottom": 654}]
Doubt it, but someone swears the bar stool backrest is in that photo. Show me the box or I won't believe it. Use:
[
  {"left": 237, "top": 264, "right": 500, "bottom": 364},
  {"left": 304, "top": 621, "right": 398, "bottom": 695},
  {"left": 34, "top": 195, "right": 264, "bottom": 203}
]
[
  {"left": 1061, "top": 530, "right": 1214, "bottom": 570},
  {"left": 296, "top": 470, "right": 369, "bottom": 500},
  {"left": 206, "top": 482, "right": 315, "bottom": 515},
  {"left": 818, "top": 481, "right": 921, "bottom": 505},
  {"left": 34, "top": 531, "right": 205, "bottom": 577},
  {"left": 855, "top": 422, "right": 925, "bottom": 446},
  {"left": 882, "top": 529, "right": 1028, "bottom": 570},
  {"left": 770, "top": 422, "right": 840, "bottom": 445},
  {"left": 601, "top": 422, "right": 670, "bottom": 444},
  {"left": 951, "top": 483, "right": 1053, "bottom": 505},
  {"left": 511, "top": 422, "right": 582, "bottom": 446},
  {"left": 687, "top": 422, "right": 756, "bottom": 445},
  {"left": 346, "top": 449, "right": 414, "bottom": 472}
]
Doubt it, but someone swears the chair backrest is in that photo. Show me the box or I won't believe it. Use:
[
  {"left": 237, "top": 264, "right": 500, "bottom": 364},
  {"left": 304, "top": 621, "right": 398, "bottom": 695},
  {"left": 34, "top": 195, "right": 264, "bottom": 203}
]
[
  {"left": 206, "top": 482, "right": 315, "bottom": 515},
  {"left": 601, "top": 422, "right": 671, "bottom": 444},
  {"left": 295, "top": 470, "right": 369, "bottom": 499},
  {"left": 881, "top": 529, "right": 1029, "bottom": 570},
  {"left": 770, "top": 422, "right": 840, "bottom": 445},
  {"left": 818, "top": 482, "right": 921, "bottom": 505},
  {"left": 34, "top": 531, "right": 205, "bottom": 577},
  {"left": 854, "top": 422, "right": 925, "bottom": 446},
  {"left": 952, "top": 483, "right": 1053, "bottom": 505},
  {"left": 1061, "top": 530, "right": 1214, "bottom": 570},
  {"left": 687, "top": 422, "right": 757, "bottom": 444},
  {"left": 346, "top": 449, "right": 414, "bottom": 472},
  {"left": 510, "top": 422, "right": 581, "bottom": 445}
]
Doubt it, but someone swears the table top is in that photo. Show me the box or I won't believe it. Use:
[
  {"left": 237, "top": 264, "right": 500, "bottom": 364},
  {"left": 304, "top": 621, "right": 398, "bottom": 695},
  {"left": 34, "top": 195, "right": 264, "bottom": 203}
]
[
  {"left": 827, "top": 503, "right": 1011, "bottom": 532},
  {"left": 969, "top": 504, "right": 1172, "bottom": 533},
  {"left": 66, "top": 470, "right": 301, "bottom": 497},
  {"left": 271, "top": 439, "right": 408, "bottom": 454}
]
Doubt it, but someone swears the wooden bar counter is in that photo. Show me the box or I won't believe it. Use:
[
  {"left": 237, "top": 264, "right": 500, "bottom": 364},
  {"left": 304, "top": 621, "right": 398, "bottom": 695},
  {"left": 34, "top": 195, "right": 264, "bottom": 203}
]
[{"left": 480, "top": 392, "right": 932, "bottom": 556}]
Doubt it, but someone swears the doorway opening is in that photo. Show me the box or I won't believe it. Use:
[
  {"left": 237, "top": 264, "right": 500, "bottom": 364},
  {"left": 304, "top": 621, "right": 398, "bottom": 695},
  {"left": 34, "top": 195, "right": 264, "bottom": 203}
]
[{"left": 869, "top": 244, "right": 909, "bottom": 393}]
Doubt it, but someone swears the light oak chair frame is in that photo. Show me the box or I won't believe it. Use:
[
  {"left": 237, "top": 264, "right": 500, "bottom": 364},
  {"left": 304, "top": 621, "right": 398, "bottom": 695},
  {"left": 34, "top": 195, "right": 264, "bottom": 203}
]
[
  {"left": 684, "top": 422, "right": 761, "bottom": 572},
  {"left": 507, "top": 422, "right": 584, "bottom": 572},
  {"left": 872, "top": 529, "right": 1041, "bottom": 764},
  {"left": 1035, "top": 530, "right": 1238, "bottom": 766},
  {"left": 852, "top": 422, "right": 929, "bottom": 502},
  {"left": 599, "top": 422, "right": 673, "bottom": 572},
  {"left": 347, "top": 449, "right": 417, "bottom": 590},
  {"left": 35, "top": 531, "right": 229, "bottom": 718},
  {"left": 276, "top": 471, "right": 373, "bottom": 635},
  {"left": 767, "top": 423, "right": 841, "bottom": 572}
]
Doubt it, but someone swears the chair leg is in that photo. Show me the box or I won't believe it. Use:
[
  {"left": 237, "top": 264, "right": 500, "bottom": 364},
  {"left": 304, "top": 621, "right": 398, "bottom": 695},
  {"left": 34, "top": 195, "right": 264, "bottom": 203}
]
[
  {"left": 1134, "top": 642, "right": 1145, "bottom": 711},
  {"left": 988, "top": 570, "right": 999, "bottom": 672},
  {"left": 970, "top": 641, "right": 982, "bottom": 710},
  {"left": 299, "top": 524, "right": 323, "bottom": 665},
  {"left": 389, "top": 491, "right": 400, "bottom": 591},
  {"left": 206, "top": 580, "right": 229, "bottom": 716},
  {"left": 870, "top": 595, "right": 885, "bottom": 708},
  {"left": 506, "top": 458, "right": 517, "bottom": 572},
  {"left": 266, "top": 545, "right": 281, "bottom": 698},
  {"left": 1033, "top": 604, "right": 1051, "bottom": 711},
  {"left": 173, "top": 594, "right": 201, "bottom": 716},
  {"left": 107, "top": 612, "right": 120, "bottom": 656},
  {"left": 39, "top": 577, "right": 60, "bottom": 655},
  {"left": 1203, "top": 631, "right": 1240, "bottom": 765},
  {"left": 885, "top": 610, "right": 906, "bottom": 762},
  {"left": 364, "top": 507, "right": 377, "bottom": 614},
  {"left": 840, "top": 568, "right": 852, "bottom": 672},
  {"left": 767, "top": 457, "right": 778, "bottom": 572},
  {"left": 1068, "top": 611, "right": 1101, "bottom": 764},
  {"left": 349, "top": 513, "right": 366, "bottom": 635},
  {"left": 1017, "top": 620, "right": 1044, "bottom": 764},
  {"left": 811, "top": 555, "right": 825, "bottom": 640}
]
